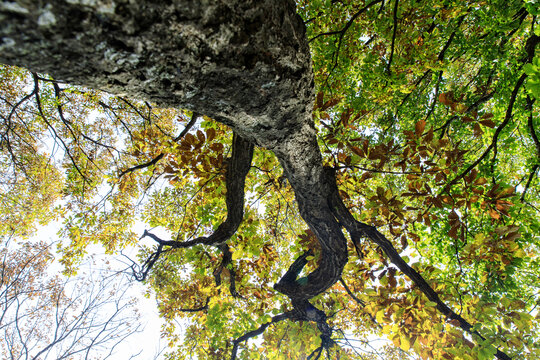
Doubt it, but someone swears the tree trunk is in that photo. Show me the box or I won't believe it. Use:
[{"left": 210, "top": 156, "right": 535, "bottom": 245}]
[{"left": 0, "top": 0, "right": 347, "bottom": 300}]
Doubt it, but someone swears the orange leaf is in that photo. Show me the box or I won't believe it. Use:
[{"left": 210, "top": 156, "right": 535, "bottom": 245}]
[
  {"left": 321, "top": 97, "right": 340, "bottom": 111},
  {"left": 488, "top": 208, "right": 500, "bottom": 220}
]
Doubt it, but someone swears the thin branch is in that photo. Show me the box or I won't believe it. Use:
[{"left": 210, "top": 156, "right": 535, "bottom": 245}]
[
  {"left": 118, "top": 112, "right": 198, "bottom": 177},
  {"left": 230, "top": 312, "right": 291, "bottom": 360},
  {"left": 339, "top": 278, "right": 365, "bottom": 306},
  {"left": 32, "top": 73, "right": 89, "bottom": 183},
  {"left": 309, "top": 0, "right": 385, "bottom": 79},
  {"left": 386, "top": 0, "right": 399, "bottom": 74},
  {"left": 521, "top": 96, "right": 539, "bottom": 201},
  {"left": 444, "top": 73, "right": 526, "bottom": 191},
  {"left": 437, "top": 15, "right": 466, "bottom": 62}
]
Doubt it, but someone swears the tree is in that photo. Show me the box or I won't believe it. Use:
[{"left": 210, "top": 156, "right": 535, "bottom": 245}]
[
  {"left": 0, "top": 237, "right": 142, "bottom": 359},
  {"left": 0, "top": 0, "right": 539, "bottom": 359}
]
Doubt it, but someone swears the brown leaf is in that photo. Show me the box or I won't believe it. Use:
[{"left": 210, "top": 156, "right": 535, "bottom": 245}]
[
  {"left": 415, "top": 120, "right": 426, "bottom": 137},
  {"left": 321, "top": 97, "right": 340, "bottom": 111},
  {"left": 316, "top": 91, "right": 324, "bottom": 109},
  {"left": 448, "top": 226, "right": 459, "bottom": 239},
  {"left": 351, "top": 146, "right": 365, "bottom": 157},
  {"left": 439, "top": 92, "right": 453, "bottom": 105},
  {"left": 196, "top": 129, "right": 205, "bottom": 143},
  {"left": 206, "top": 128, "right": 216, "bottom": 142},
  {"left": 480, "top": 119, "right": 496, "bottom": 128}
]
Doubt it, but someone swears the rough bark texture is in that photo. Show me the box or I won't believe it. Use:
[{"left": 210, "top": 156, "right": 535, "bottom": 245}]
[
  {"left": 0, "top": 0, "right": 312, "bottom": 148},
  {"left": 0, "top": 0, "right": 347, "bottom": 301}
]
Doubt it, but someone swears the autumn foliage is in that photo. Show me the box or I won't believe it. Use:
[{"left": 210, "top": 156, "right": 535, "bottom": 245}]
[{"left": 1, "top": 0, "right": 540, "bottom": 359}]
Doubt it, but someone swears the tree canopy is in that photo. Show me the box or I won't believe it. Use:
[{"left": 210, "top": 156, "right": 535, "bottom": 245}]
[{"left": 0, "top": 0, "right": 539, "bottom": 359}]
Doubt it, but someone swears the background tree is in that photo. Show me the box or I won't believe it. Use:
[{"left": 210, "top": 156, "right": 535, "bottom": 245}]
[
  {"left": 0, "top": 0, "right": 539, "bottom": 359},
  {"left": 0, "top": 236, "right": 143, "bottom": 359}
]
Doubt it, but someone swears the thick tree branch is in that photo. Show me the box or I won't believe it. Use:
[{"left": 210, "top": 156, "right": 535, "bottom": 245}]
[
  {"left": 324, "top": 167, "right": 512, "bottom": 360},
  {"left": 136, "top": 133, "right": 254, "bottom": 279}
]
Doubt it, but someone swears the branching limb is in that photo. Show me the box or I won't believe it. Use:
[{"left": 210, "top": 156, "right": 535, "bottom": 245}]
[
  {"left": 324, "top": 167, "right": 512, "bottom": 360},
  {"left": 135, "top": 133, "right": 254, "bottom": 279},
  {"left": 52, "top": 82, "right": 118, "bottom": 152},
  {"left": 230, "top": 312, "right": 291, "bottom": 360},
  {"left": 141, "top": 133, "right": 254, "bottom": 249},
  {"left": 131, "top": 242, "right": 164, "bottom": 281},
  {"left": 32, "top": 73, "right": 88, "bottom": 183},
  {"left": 309, "top": 0, "right": 384, "bottom": 78},
  {"left": 309, "top": 0, "right": 384, "bottom": 43},
  {"left": 444, "top": 72, "right": 527, "bottom": 191},
  {"left": 445, "top": 34, "right": 538, "bottom": 190}
]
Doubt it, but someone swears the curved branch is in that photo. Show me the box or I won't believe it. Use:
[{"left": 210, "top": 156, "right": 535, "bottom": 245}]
[
  {"left": 136, "top": 133, "right": 254, "bottom": 279},
  {"left": 324, "top": 167, "right": 512, "bottom": 360},
  {"left": 271, "top": 127, "right": 348, "bottom": 302},
  {"left": 144, "top": 133, "right": 254, "bottom": 248}
]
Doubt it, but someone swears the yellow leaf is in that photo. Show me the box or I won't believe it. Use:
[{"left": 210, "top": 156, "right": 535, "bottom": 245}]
[
  {"left": 401, "top": 334, "right": 411, "bottom": 351},
  {"left": 376, "top": 309, "right": 386, "bottom": 323}
]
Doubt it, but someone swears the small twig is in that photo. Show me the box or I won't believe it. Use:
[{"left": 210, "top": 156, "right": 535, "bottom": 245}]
[
  {"left": 118, "top": 112, "right": 198, "bottom": 177},
  {"left": 386, "top": 0, "right": 400, "bottom": 74}
]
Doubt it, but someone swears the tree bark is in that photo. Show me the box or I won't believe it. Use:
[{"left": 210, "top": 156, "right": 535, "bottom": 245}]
[{"left": 0, "top": 0, "right": 347, "bottom": 300}]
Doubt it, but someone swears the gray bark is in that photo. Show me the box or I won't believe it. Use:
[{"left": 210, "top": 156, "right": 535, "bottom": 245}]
[{"left": 0, "top": 0, "right": 347, "bottom": 301}]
